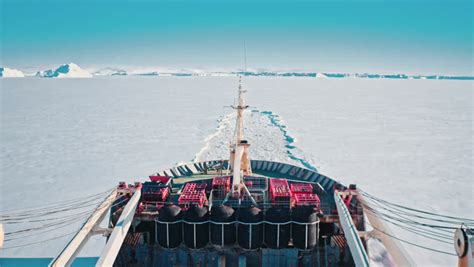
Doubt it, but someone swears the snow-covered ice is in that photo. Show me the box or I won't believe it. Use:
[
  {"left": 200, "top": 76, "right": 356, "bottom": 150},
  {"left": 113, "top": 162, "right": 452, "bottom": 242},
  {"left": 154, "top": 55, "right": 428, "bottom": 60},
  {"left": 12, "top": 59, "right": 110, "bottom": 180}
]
[
  {"left": 36, "top": 63, "right": 92, "bottom": 78},
  {"left": 194, "top": 109, "right": 318, "bottom": 172},
  {"left": 0, "top": 76, "right": 472, "bottom": 266},
  {"left": 0, "top": 67, "right": 25, "bottom": 78},
  {"left": 367, "top": 237, "right": 396, "bottom": 266}
]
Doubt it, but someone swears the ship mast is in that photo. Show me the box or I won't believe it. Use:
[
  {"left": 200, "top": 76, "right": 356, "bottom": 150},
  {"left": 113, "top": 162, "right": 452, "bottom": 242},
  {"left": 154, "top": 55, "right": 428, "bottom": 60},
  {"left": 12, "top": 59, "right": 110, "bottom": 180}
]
[
  {"left": 233, "top": 76, "right": 247, "bottom": 144},
  {"left": 228, "top": 76, "right": 254, "bottom": 202}
]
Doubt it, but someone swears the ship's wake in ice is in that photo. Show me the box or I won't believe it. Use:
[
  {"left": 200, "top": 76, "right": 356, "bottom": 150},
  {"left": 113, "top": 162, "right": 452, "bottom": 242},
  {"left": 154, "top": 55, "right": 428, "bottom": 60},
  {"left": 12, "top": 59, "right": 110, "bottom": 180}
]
[{"left": 193, "top": 109, "right": 318, "bottom": 172}]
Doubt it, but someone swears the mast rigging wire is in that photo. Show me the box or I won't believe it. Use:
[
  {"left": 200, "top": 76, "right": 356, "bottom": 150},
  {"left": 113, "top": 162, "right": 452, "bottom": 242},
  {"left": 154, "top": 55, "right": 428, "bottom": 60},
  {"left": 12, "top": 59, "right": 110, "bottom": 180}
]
[
  {"left": 360, "top": 190, "right": 474, "bottom": 223},
  {"left": 367, "top": 222, "right": 457, "bottom": 256},
  {"left": 2, "top": 192, "right": 128, "bottom": 246},
  {"left": 0, "top": 187, "right": 115, "bottom": 217}
]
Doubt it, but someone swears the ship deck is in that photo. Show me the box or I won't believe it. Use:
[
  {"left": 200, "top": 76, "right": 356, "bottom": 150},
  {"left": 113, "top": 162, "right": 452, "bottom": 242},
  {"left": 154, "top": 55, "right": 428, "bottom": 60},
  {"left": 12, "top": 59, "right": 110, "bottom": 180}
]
[
  {"left": 108, "top": 159, "right": 365, "bottom": 267},
  {"left": 155, "top": 160, "right": 360, "bottom": 217}
]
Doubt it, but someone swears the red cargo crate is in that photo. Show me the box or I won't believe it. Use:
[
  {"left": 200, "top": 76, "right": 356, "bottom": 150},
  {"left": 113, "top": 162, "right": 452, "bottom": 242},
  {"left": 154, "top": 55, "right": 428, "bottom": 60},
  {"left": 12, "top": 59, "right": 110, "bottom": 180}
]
[
  {"left": 143, "top": 187, "right": 170, "bottom": 202},
  {"left": 182, "top": 183, "right": 207, "bottom": 193},
  {"left": 269, "top": 178, "right": 291, "bottom": 203},
  {"left": 212, "top": 176, "right": 231, "bottom": 199},
  {"left": 178, "top": 191, "right": 207, "bottom": 208},
  {"left": 293, "top": 193, "right": 320, "bottom": 207},
  {"left": 179, "top": 183, "right": 208, "bottom": 209},
  {"left": 212, "top": 176, "right": 230, "bottom": 190},
  {"left": 290, "top": 183, "right": 313, "bottom": 194},
  {"left": 142, "top": 187, "right": 170, "bottom": 209},
  {"left": 194, "top": 183, "right": 207, "bottom": 191}
]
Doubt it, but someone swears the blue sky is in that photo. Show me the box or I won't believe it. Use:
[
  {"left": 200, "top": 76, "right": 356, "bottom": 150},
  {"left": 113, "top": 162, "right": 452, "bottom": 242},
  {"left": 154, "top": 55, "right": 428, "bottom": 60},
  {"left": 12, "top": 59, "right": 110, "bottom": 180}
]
[{"left": 1, "top": 0, "right": 472, "bottom": 74}]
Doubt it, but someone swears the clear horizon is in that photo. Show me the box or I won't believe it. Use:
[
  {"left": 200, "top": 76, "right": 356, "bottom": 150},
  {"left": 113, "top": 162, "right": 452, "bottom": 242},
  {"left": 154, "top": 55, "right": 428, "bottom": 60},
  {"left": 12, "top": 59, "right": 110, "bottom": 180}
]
[{"left": 1, "top": 0, "right": 472, "bottom": 75}]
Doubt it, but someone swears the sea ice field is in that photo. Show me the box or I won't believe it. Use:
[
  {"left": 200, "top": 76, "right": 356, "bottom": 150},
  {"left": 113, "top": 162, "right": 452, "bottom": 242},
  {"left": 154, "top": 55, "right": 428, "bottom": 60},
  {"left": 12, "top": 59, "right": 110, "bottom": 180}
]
[{"left": 0, "top": 76, "right": 472, "bottom": 266}]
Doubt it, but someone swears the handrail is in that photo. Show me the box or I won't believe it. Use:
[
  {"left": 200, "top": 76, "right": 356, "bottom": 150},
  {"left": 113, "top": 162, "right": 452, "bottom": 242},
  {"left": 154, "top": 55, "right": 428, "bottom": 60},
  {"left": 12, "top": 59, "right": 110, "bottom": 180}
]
[
  {"left": 154, "top": 219, "right": 320, "bottom": 226},
  {"left": 334, "top": 191, "right": 370, "bottom": 267},
  {"left": 96, "top": 189, "right": 142, "bottom": 267},
  {"left": 49, "top": 189, "right": 118, "bottom": 267}
]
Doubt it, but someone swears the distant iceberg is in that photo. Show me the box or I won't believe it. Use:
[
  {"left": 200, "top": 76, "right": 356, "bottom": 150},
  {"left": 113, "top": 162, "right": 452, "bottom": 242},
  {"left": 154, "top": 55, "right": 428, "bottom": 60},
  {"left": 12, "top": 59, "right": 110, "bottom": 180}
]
[
  {"left": 93, "top": 67, "right": 127, "bottom": 76},
  {"left": 136, "top": 71, "right": 160, "bottom": 76},
  {"left": 0, "top": 67, "right": 25, "bottom": 77},
  {"left": 315, "top": 73, "right": 328, "bottom": 79},
  {"left": 36, "top": 63, "right": 92, "bottom": 78}
]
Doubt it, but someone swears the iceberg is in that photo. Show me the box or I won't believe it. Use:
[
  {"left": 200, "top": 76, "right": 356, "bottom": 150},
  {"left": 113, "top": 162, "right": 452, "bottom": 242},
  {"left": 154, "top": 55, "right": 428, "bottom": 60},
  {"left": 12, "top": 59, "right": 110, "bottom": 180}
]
[
  {"left": 0, "top": 67, "right": 25, "bottom": 77},
  {"left": 36, "top": 63, "right": 92, "bottom": 78},
  {"left": 315, "top": 73, "right": 328, "bottom": 79}
]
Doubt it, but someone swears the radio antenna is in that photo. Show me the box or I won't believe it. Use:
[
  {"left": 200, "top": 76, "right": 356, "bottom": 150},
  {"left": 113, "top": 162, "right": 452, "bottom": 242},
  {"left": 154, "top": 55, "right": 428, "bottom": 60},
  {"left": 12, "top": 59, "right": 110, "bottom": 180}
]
[{"left": 244, "top": 41, "right": 247, "bottom": 72}]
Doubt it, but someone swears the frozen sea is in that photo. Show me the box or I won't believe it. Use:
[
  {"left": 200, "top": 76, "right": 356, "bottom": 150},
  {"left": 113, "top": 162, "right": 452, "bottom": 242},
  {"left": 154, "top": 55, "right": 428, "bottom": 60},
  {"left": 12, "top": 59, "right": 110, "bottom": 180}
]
[{"left": 0, "top": 76, "right": 472, "bottom": 266}]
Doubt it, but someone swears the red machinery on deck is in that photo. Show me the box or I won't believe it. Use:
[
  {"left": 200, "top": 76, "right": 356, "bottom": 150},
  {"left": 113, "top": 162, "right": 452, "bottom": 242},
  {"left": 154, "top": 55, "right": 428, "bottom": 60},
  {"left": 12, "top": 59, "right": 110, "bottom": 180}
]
[
  {"left": 178, "top": 183, "right": 208, "bottom": 209},
  {"left": 290, "top": 182, "right": 320, "bottom": 208},
  {"left": 211, "top": 176, "right": 231, "bottom": 199},
  {"left": 290, "top": 183, "right": 313, "bottom": 194},
  {"left": 293, "top": 193, "right": 320, "bottom": 207},
  {"left": 140, "top": 176, "right": 171, "bottom": 210},
  {"left": 269, "top": 178, "right": 291, "bottom": 205}
]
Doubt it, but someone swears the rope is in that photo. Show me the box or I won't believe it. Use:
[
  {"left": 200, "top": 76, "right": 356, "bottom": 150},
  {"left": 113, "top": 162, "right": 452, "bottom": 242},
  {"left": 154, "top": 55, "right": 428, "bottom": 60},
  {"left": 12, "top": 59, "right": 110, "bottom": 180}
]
[
  {"left": 4, "top": 211, "right": 92, "bottom": 241},
  {"left": 2, "top": 192, "right": 128, "bottom": 245},
  {"left": 358, "top": 188, "right": 469, "bottom": 257},
  {"left": 365, "top": 208, "right": 453, "bottom": 244},
  {"left": 360, "top": 190, "right": 474, "bottom": 223},
  {"left": 362, "top": 201, "right": 457, "bottom": 233},
  {"left": 0, "top": 187, "right": 115, "bottom": 216},
  {"left": 367, "top": 222, "right": 457, "bottom": 256},
  {"left": 363, "top": 198, "right": 474, "bottom": 229},
  {"left": 1, "top": 231, "right": 78, "bottom": 250},
  {"left": 1, "top": 201, "right": 105, "bottom": 224},
  {"left": 5, "top": 210, "right": 94, "bottom": 236},
  {"left": 363, "top": 199, "right": 460, "bottom": 230}
]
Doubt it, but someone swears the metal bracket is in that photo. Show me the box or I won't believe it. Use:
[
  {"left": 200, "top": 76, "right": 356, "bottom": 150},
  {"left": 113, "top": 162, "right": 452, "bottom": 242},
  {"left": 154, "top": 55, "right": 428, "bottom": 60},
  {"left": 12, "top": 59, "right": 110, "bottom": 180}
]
[{"left": 92, "top": 227, "right": 113, "bottom": 237}]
